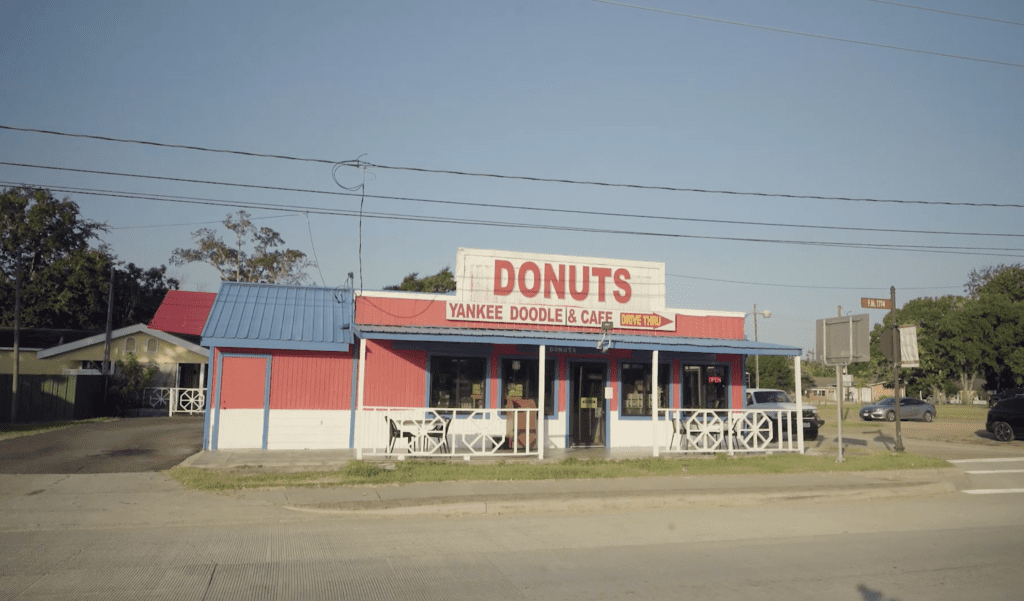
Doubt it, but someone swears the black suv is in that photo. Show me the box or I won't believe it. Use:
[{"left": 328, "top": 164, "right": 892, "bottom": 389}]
[
  {"left": 986, "top": 397, "right": 1024, "bottom": 442},
  {"left": 989, "top": 388, "right": 1024, "bottom": 407}
]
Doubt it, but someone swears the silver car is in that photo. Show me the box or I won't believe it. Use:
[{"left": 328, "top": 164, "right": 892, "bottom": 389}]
[{"left": 859, "top": 397, "right": 936, "bottom": 422}]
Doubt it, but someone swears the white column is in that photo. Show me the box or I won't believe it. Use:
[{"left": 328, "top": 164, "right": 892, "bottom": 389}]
[
  {"left": 652, "top": 350, "right": 659, "bottom": 457},
  {"left": 538, "top": 345, "right": 546, "bottom": 460},
  {"left": 356, "top": 338, "right": 367, "bottom": 460},
  {"left": 795, "top": 355, "right": 804, "bottom": 454}
]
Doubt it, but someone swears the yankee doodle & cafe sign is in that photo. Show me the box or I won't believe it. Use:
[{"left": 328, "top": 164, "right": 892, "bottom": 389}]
[{"left": 447, "top": 248, "right": 674, "bottom": 331}]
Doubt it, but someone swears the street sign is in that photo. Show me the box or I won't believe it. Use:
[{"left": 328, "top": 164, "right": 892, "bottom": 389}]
[
  {"left": 815, "top": 314, "right": 871, "bottom": 365},
  {"left": 861, "top": 297, "right": 892, "bottom": 310},
  {"left": 880, "top": 325, "right": 921, "bottom": 367}
]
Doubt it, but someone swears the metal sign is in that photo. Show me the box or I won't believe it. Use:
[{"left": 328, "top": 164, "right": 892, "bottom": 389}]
[
  {"left": 861, "top": 297, "right": 892, "bottom": 310},
  {"left": 815, "top": 314, "right": 871, "bottom": 366}
]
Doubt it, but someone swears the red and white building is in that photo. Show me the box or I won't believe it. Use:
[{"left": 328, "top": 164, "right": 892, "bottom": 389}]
[{"left": 201, "top": 248, "right": 804, "bottom": 456}]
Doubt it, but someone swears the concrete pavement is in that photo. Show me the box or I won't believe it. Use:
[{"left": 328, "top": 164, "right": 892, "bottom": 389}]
[{"left": 166, "top": 432, "right": 1010, "bottom": 517}]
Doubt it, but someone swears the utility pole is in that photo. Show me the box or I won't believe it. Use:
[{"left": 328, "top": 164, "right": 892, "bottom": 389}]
[
  {"left": 102, "top": 266, "right": 115, "bottom": 409},
  {"left": 11, "top": 262, "right": 21, "bottom": 423},
  {"left": 836, "top": 305, "right": 844, "bottom": 462},
  {"left": 891, "top": 286, "right": 904, "bottom": 452}
]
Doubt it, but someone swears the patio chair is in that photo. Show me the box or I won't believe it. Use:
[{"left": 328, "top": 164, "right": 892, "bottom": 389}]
[
  {"left": 423, "top": 416, "right": 451, "bottom": 454},
  {"left": 386, "top": 416, "right": 415, "bottom": 454}
]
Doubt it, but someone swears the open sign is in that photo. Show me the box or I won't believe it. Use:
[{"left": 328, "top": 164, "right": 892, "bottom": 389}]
[{"left": 707, "top": 376, "right": 722, "bottom": 383}]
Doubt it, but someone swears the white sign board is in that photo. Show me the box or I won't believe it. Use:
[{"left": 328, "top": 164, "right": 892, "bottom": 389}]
[
  {"left": 449, "top": 248, "right": 673, "bottom": 330},
  {"left": 899, "top": 325, "right": 920, "bottom": 368}
]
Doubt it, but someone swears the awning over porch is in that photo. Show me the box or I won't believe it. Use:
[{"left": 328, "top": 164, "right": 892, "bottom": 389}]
[{"left": 353, "top": 324, "right": 801, "bottom": 356}]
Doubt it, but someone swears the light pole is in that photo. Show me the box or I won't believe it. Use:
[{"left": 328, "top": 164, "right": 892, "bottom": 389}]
[{"left": 746, "top": 305, "right": 771, "bottom": 388}]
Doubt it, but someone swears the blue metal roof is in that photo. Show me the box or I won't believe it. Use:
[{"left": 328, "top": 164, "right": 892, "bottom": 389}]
[
  {"left": 354, "top": 324, "right": 800, "bottom": 356},
  {"left": 202, "top": 282, "right": 353, "bottom": 352}
]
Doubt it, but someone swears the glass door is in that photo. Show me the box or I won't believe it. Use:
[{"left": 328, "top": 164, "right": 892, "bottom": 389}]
[{"left": 570, "top": 362, "right": 607, "bottom": 447}]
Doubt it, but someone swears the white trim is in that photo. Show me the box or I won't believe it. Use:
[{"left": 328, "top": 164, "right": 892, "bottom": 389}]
[
  {"left": 962, "top": 488, "right": 1024, "bottom": 495},
  {"left": 37, "top": 324, "right": 208, "bottom": 358},
  {"left": 672, "top": 308, "right": 746, "bottom": 318},
  {"left": 949, "top": 458, "right": 1024, "bottom": 464},
  {"left": 964, "top": 469, "right": 1024, "bottom": 474}
]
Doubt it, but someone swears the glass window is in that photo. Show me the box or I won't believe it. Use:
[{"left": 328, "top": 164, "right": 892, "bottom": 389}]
[
  {"left": 621, "top": 362, "right": 670, "bottom": 416},
  {"left": 682, "top": 365, "right": 729, "bottom": 410},
  {"left": 430, "top": 357, "right": 487, "bottom": 409},
  {"left": 501, "top": 358, "right": 556, "bottom": 416},
  {"left": 124, "top": 337, "right": 136, "bottom": 353},
  {"left": 146, "top": 338, "right": 159, "bottom": 353}
]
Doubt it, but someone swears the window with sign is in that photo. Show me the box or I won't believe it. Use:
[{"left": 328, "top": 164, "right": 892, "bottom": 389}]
[
  {"left": 621, "top": 362, "right": 670, "bottom": 416},
  {"left": 682, "top": 365, "right": 729, "bottom": 410},
  {"left": 501, "top": 358, "right": 556, "bottom": 416},
  {"left": 429, "top": 357, "right": 487, "bottom": 409}
]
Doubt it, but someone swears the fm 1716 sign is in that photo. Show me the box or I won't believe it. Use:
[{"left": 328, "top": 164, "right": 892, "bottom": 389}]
[{"left": 861, "top": 297, "right": 892, "bottom": 310}]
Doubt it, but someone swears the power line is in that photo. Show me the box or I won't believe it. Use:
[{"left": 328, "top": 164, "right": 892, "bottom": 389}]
[
  {"left": 7, "top": 179, "right": 1024, "bottom": 258},
  {"left": 864, "top": 0, "right": 1024, "bottom": 27},
  {"left": 4, "top": 162, "right": 1024, "bottom": 235},
  {"left": 666, "top": 272, "right": 961, "bottom": 291},
  {"left": 585, "top": 0, "right": 1024, "bottom": 68},
  {"left": 4, "top": 129, "right": 1024, "bottom": 209}
]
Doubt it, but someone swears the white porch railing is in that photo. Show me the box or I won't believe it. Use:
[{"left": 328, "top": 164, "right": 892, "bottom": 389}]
[
  {"left": 144, "top": 387, "right": 206, "bottom": 416},
  {"left": 656, "top": 409, "right": 804, "bottom": 454},
  {"left": 357, "top": 407, "right": 541, "bottom": 459}
]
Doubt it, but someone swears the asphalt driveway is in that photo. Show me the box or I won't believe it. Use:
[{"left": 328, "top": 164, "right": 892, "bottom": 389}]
[{"left": 0, "top": 416, "right": 204, "bottom": 474}]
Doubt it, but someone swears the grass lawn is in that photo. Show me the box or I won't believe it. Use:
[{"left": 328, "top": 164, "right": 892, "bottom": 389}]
[
  {"left": 812, "top": 401, "right": 998, "bottom": 446},
  {"left": 0, "top": 417, "right": 116, "bottom": 440},
  {"left": 168, "top": 451, "right": 950, "bottom": 492}
]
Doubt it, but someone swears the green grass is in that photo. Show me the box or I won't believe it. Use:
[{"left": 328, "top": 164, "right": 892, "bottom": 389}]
[
  {"left": 167, "top": 452, "right": 950, "bottom": 492},
  {"left": 0, "top": 417, "right": 116, "bottom": 440}
]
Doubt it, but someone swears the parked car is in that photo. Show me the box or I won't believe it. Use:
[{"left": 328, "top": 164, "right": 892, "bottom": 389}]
[
  {"left": 859, "top": 397, "right": 936, "bottom": 422},
  {"left": 986, "top": 398, "right": 1024, "bottom": 442},
  {"left": 988, "top": 388, "right": 1024, "bottom": 407},
  {"left": 744, "top": 388, "right": 825, "bottom": 441}
]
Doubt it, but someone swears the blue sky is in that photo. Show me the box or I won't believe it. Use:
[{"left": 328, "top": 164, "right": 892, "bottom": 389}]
[{"left": 2, "top": 0, "right": 1022, "bottom": 352}]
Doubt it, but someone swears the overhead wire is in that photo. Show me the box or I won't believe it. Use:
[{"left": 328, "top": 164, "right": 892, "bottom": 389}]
[
  {"left": 6, "top": 179, "right": 1023, "bottom": 259},
  {"left": 3, "top": 130, "right": 1024, "bottom": 208},
  {"left": 585, "top": 0, "right": 1024, "bottom": 69},
  {"left": 863, "top": 0, "right": 1024, "bottom": 27},
  {"left": 4, "top": 164, "right": 1024, "bottom": 238}
]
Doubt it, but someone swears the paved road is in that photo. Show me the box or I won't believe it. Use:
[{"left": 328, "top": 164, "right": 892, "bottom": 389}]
[
  {"left": 953, "top": 455, "right": 1024, "bottom": 495},
  {"left": 0, "top": 416, "right": 204, "bottom": 474},
  {"left": 1, "top": 480, "right": 1020, "bottom": 600}
]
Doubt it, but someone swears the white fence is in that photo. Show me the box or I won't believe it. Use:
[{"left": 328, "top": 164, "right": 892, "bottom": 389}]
[
  {"left": 356, "top": 407, "right": 541, "bottom": 459},
  {"left": 657, "top": 409, "right": 805, "bottom": 454},
  {"left": 143, "top": 387, "right": 206, "bottom": 416}
]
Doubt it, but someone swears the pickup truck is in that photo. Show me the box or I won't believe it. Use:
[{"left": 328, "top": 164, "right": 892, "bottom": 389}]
[{"left": 744, "top": 388, "right": 825, "bottom": 441}]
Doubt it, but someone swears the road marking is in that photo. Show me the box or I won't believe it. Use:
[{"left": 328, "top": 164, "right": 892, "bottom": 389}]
[
  {"left": 965, "top": 469, "right": 1024, "bottom": 475},
  {"left": 963, "top": 488, "right": 1024, "bottom": 495},
  {"left": 949, "top": 458, "right": 1024, "bottom": 464}
]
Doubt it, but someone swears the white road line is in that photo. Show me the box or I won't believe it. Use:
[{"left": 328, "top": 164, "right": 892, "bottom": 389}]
[
  {"left": 965, "top": 469, "right": 1024, "bottom": 474},
  {"left": 963, "top": 488, "right": 1024, "bottom": 495},
  {"left": 949, "top": 457, "right": 1024, "bottom": 464}
]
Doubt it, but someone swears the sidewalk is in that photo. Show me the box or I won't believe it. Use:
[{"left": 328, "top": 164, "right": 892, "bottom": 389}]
[{"left": 176, "top": 434, "right": 970, "bottom": 516}]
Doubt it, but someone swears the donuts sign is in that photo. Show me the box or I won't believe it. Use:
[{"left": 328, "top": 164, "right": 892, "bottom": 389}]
[{"left": 447, "top": 249, "right": 673, "bottom": 330}]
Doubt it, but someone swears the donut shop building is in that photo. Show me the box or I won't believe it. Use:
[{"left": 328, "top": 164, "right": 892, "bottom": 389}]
[{"left": 201, "top": 248, "right": 804, "bottom": 457}]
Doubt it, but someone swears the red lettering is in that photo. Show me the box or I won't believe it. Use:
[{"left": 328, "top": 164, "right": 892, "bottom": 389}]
[
  {"left": 518, "top": 262, "right": 541, "bottom": 298},
  {"left": 544, "top": 263, "right": 565, "bottom": 299},
  {"left": 569, "top": 265, "right": 590, "bottom": 301},
  {"left": 613, "top": 269, "right": 631, "bottom": 303},
  {"left": 592, "top": 268, "right": 611, "bottom": 302},
  {"left": 494, "top": 260, "right": 515, "bottom": 296}
]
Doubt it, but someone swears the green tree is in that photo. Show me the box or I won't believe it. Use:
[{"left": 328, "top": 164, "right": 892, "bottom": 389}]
[
  {"left": 170, "top": 211, "right": 314, "bottom": 285},
  {"left": 107, "top": 353, "right": 159, "bottom": 415},
  {"left": 110, "top": 262, "right": 180, "bottom": 329},
  {"left": 385, "top": 267, "right": 456, "bottom": 292},
  {"left": 0, "top": 187, "right": 108, "bottom": 329},
  {"left": 746, "top": 355, "right": 813, "bottom": 393}
]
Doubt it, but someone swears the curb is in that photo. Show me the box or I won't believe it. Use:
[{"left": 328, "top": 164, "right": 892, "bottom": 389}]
[{"left": 280, "top": 479, "right": 956, "bottom": 517}]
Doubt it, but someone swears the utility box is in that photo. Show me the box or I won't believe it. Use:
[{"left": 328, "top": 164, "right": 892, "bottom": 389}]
[{"left": 815, "top": 314, "right": 871, "bottom": 366}]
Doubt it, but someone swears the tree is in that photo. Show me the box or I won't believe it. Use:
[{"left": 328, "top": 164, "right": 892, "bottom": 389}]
[
  {"left": 170, "top": 211, "right": 314, "bottom": 285},
  {"left": 746, "top": 355, "right": 813, "bottom": 393},
  {"left": 965, "top": 263, "right": 1024, "bottom": 299},
  {"left": 110, "top": 262, "right": 180, "bottom": 329},
  {"left": 385, "top": 267, "right": 456, "bottom": 293},
  {"left": 0, "top": 187, "right": 108, "bottom": 329},
  {"left": 107, "top": 353, "right": 159, "bottom": 416}
]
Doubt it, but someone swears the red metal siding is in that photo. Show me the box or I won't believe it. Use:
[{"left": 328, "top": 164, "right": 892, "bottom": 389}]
[
  {"left": 363, "top": 340, "right": 426, "bottom": 408},
  {"left": 268, "top": 350, "right": 353, "bottom": 410},
  {"left": 717, "top": 354, "right": 744, "bottom": 410},
  {"left": 219, "top": 356, "right": 268, "bottom": 409}
]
